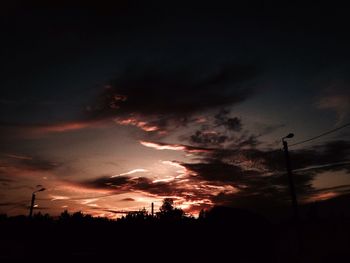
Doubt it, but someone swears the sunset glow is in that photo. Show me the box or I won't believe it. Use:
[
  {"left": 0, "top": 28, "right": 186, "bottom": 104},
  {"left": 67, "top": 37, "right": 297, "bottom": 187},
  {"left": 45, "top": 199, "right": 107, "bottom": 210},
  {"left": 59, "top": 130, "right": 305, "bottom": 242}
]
[
  {"left": 2, "top": 3, "right": 350, "bottom": 263},
  {"left": 0, "top": 2, "right": 349, "bottom": 220}
]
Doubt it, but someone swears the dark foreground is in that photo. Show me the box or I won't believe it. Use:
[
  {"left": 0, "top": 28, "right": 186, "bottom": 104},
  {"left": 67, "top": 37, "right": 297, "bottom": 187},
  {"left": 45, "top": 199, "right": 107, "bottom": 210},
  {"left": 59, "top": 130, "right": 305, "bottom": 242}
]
[{"left": 1, "top": 207, "right": 350, "bottom": 263}]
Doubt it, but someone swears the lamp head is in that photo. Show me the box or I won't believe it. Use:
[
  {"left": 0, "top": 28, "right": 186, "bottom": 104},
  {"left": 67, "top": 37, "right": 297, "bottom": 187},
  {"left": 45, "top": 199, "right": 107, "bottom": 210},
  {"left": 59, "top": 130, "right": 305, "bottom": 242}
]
[
  {"left": 33, "top": 187, "right": 46, "bottom": 194},
  {"left": 286, "top": 133, "right": 294, "bottom": 139}
]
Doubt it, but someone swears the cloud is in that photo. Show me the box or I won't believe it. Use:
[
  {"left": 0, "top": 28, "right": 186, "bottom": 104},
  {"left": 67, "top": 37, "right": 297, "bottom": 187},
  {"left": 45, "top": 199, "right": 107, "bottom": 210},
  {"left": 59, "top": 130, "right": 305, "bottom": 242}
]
[
  {"left": 307, "top": 191, "right": 339, "bottom": 202},
  {"left": 0, "top": 155, "right": 60, "bottom": 173},
  {"left": 82, "top": 175, "right": 130, "bottom": 190},
  {"left": 140, "top": 141, "right": 186, "bottom": 151},
  {"left": 11, "top": 158, "right": 60, "bottom": 172},
  {"left": 184, "top": 140, "right": 350, "bottom": 208},
  {"left": 317, "top": 95, "right": 350, "bottom": 123},
  {"left": 103, "top": 209, "right": 138, "bottom": 214},
  {"left": 112, "top": 168, "right": 148, "bottom": 177},
  {"left": 78, "top": 166, "right": 236, "bottom": 209},
  {"left": 181, "top": 161, "right": 256, "bottom": 183},
  {"left": 139, "top": 141, "right": 211, "bottom": 153},
  {"left": 4, "top": 154, "right": 32, "bottom": 160},
  {"left": 50, "top": 195, "right": 70, "bottom": 201},
  {"left": 81, "top": 175, "right": 175, "bottom": 197},
  {"left": 214, "top": 109, "right": 242, "bottom": 131},
  {"left": 0, "top": 119, "right": 111, "bottom": 139},
  {"left": 0, "top": 202, "right": 21, "bottom": 207},
  {"left": 190, "top": 130, "right": 229, "bottom": 147},
  {"left": 0, "top": 177, "right": 14, "bottom": 183},
  {"left": 115, "top": 117, "right": 160, "bottom": 132},
  {"left": 0, "top": 154, "right": 61, "bottom": 185},
  {"left": 120, "top": 198, "right": 135, "bottom": 202},
  {"left": 176, "top": 108, "right": 261, "bottom": 150},
  {"left": 73, "top": 139, "right": 349, "bottom": 215},
  {"left": 316, "top": 84, "right": 350, "bottom": 124},
  {"left": 87, "top": 64, "right": 258, "bottom": 133},
  {"left": 35, "top": 120, "right": 107, "bottom": 133}
]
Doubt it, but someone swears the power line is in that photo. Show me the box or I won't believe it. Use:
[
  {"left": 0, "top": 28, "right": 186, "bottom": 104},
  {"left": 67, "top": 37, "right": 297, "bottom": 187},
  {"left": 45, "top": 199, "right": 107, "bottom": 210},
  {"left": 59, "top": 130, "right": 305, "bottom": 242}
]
[{"left": 289, "top": 122, "right": 350, "bottom": 147}]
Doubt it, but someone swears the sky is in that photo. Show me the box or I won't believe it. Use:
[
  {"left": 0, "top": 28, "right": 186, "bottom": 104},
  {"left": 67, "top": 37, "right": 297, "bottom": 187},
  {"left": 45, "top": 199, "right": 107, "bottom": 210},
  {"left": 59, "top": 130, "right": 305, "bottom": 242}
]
[{"left": 0, "top": 1, "right": 349, "bottom": 218}]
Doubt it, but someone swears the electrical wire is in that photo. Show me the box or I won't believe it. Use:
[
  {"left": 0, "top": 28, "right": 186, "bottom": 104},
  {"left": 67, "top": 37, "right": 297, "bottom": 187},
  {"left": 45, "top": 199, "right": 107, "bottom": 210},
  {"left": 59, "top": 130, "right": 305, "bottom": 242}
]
[{"left": 289, "top": 122, "right": 350, "bottom": 147}]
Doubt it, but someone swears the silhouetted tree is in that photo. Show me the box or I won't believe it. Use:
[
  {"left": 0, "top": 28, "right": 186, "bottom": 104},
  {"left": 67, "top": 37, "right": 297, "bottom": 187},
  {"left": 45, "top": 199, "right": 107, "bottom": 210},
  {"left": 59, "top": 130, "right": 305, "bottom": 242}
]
[
  {"left": 198, "top": 209, "right": 206, "bottom": 220},
  {"left": 157, "top": 198, "right": 184, "bottom": 221},
  {"left": 0, "top": 214, "right": 7, "bottom": 221},
  {"left": 125, "top": 208, "right": 149, "bottom": 221},
  {"left": 307, "top": 202, "right": 319, "bottom": 221},
  {"left": 33, "top": 212, "right": 52, "bottom": 222},
  {"left": 59, "top": 210, "right": 71, "bottom": 221},
  {"left": 160, "top": 198, "right": 174, "bottom": 213}
]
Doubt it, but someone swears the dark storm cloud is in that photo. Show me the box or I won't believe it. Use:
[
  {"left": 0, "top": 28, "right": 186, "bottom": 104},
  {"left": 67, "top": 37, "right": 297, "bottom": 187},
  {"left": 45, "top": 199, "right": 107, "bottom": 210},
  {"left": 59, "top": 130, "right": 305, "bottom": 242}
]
[
  {"left": 0, "top": 202, "right": 16, "bottom": 207},
  {"left": 129, "top": 178, "right": 182, "bottom": 196},
  {"left": 181, "top": 159, "right": 294, "bottom": 201},
  {"left": 181, "top": 161, "right": 257, "bottom": 183},
  {"left": 0, "top": 201, "right": 37, "bottom": 214},
  {"left": 16, "top": 158, "right": 60, "bottom": 171},
  {"left": 0, "top": 176, "right": 15, "bottom": 187},
  {"left": 88, "top": 64, "right": 258, "bottom": 124},
  {"left": 226, "top": 140, "right": 350, "bottom": 174},
  {"left": 185, "top": 131, "right": 258, "bottom": 151},
  {"left": 0, "top": 154, "right": 61, "bottom": 178},
  {"left": 77, "top": 139, "right": 350, "bottom": 213},
  {"left": 1, "top": 0, "right": 349, "bottom": 128},
  {"left": 82, "top": 175, "right": 184, "bottom": 197},
  {"left": 83, "top": 176, "right": 130, "bottom": 189},
  {"left": 315, "top": 78, "right": 350, "bottom": 123},
  {"left": 120, "top": 198, "right": 135, "bottom": 202},
  {"left": 103, "top": 209, "right": 137, "bottom": 214},
  {"left": 177, "top": 107, "right": 255, "bottom": 148},
  {"left": 214, "top": 109, "right": 242, "bottom": 131},
  {"left": 186, "top": 109, "right": 259, "bottom": 149},
  {"left": 0, "top": 201, "right": 29, "bottom": 210},
  {"left": 258, "top": 140, "right": 350, "bottom": 172},
  {"left": 190, "top": 131, "right": 230, "bottom": 147},
  {"left": 231, "top": 134, "right": 260, "bottom": 149},
  {"left": 0, "top": 177, "right": 14, "bottom": 183},
  {"left": 184, "top": 139, "right": 350, "bottom": 205}
]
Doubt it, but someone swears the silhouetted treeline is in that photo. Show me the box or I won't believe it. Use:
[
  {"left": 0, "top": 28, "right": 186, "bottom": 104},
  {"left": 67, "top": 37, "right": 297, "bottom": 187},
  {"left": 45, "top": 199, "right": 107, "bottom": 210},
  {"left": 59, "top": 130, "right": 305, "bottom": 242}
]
[{"left": 1, "top": 198, "right": 350, "bottom": 262}]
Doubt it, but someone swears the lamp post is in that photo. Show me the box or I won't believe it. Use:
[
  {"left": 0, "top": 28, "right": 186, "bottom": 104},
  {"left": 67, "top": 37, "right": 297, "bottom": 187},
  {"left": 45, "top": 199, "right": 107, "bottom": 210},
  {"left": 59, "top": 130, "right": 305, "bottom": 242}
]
[
  {"left": 29, "top": 187, "right": 46, "bottom": 218},
  {"left": 282, "top": 133, "right": 299, "bottom": 220}
]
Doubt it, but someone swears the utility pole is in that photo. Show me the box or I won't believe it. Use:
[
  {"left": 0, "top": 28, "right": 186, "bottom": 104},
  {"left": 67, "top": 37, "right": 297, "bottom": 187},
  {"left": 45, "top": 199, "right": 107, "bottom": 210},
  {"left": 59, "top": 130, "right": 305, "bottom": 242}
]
[
  {"left": 151, "top": 202, "right": 154, "bottom": 217},
  {"left": 282, "top": 133, "right": 299, "bottom": 220},
  {"left": 29, "top": 193, "right": 36, "bottom": 218},
  {"left": 28, "top": 187, "right": 46, "bottom": 218},
  {"left": 282, "top": 133, "right": 304, "bottom": 255}
]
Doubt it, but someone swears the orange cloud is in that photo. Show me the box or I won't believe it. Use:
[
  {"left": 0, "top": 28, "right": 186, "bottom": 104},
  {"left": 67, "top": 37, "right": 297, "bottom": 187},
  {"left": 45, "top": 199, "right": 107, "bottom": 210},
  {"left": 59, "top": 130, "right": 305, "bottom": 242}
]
[
  {"left": 115, "top": 117, "right": 159, "bottom": 132},
  {"left": 2, "top": 120, "right": 112, "bottom": 138},
  {"left": 140, "top": 141, "right": 186, "bottom": 151},
  {"left": 34, "top": 120, "right": 108, "bottom": 134},
  {"left": 307, "top": 191, "right": 339, "bottom": 202},
  {"left": 112, "top": 168, "right": 148, "bottom": 177},
  {"left": 140, "top": 141, "right": 211, "bottom": 153},
  {"left": 50, "top": 195, "right": 70, "bottom": 201},
  {"left": 4, "top": 154, "right": 33, "bottom": 160}
]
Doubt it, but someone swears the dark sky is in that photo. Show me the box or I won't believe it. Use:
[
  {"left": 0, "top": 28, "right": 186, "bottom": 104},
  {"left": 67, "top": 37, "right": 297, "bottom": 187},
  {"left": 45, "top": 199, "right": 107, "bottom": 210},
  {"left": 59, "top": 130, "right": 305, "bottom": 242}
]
[{"left": 1, "top": 1, "right": 349, "bottom": 217}]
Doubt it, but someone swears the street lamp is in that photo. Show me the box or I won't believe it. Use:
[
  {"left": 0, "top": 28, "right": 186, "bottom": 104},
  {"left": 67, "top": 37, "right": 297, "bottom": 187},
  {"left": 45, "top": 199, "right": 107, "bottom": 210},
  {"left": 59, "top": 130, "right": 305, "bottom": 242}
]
[
  {"left": 29, "top": 187, "right": 46, "bottom": 218},
  {"left": 282, "top": 133, "right": 299, "bottom": 220}
]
